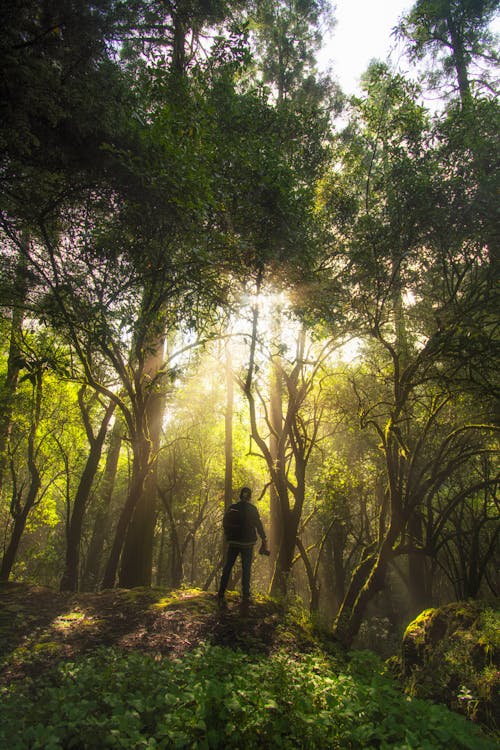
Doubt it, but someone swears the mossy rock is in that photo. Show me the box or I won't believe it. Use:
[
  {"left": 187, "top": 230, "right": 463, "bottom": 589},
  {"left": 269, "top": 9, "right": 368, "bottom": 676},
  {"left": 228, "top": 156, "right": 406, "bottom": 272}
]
[{"left": 398, "top": 601, "right": 499, "bottom": 730}]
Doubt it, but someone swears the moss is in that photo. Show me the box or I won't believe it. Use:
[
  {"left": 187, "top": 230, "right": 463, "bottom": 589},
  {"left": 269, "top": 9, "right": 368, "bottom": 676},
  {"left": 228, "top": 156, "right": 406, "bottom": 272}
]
[
  {"left": 398, "top": 601, "right": 499, "bottom": 732},
  {"left": 150, "top": 588, "right": 217, "bottom": 614},
  {"left": 33, "top": 641, "right": 60, "bottom": 656}
]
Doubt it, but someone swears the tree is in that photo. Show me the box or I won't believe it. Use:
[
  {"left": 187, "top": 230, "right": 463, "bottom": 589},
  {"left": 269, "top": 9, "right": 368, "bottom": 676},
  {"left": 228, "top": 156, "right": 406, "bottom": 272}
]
[
  {"left": 397, "top": 0, "right": 499, "bottom": 104},
  {"left": 0, "top": 333, "right": 77, "bottom": 581},
  {"left": 241, "top": 306, "right": 340, "bottom": 598},
  {"left": 309, "top": 65, "right": 499, "bottom": 645},
  {"left": 251, "top": 0, "right": 334, "bottom": 103},
  {"left": 0, "top": 247, "right": 28, "bottom": 499},
  {"left": 0, "top": 0, "right": 134, "bottom": 507},
  {"left": 59, "top": 389, "right": 115, "bottom": 591},
  {"left": 81, "top": 417, "right": 124, "bottom": 591}
]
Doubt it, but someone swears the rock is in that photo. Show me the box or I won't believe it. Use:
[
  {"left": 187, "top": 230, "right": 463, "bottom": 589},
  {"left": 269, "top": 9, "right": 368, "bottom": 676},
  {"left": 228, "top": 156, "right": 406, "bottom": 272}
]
[{"left": 398, "top": 601, "right": 499, "bottom": 730}]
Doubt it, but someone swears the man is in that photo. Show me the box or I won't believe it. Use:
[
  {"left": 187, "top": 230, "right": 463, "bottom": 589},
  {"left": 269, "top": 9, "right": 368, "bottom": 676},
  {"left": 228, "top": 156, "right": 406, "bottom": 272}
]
[{"left": 218, "top": 486, "right": 269, "bottom": 603}]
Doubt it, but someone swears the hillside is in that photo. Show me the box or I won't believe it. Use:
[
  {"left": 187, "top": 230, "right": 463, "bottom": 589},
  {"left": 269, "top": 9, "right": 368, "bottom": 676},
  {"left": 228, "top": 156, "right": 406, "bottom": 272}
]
[
  {"left": 0, "top": 583, "right": 497, "bottom": 749},
  {"left": 0, "top": 583, "right": 332, "bottom": 683}
]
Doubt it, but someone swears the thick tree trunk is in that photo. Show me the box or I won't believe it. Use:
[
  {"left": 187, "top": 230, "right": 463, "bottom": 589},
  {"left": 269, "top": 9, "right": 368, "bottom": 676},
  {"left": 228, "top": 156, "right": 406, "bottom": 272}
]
[
  {"left": 118, "top": 456, "right": 159, "bottom": 587},
  {"left": 119, "top": 382, "right": 166, "bottom": 587},
  {"left": 81, "top": 420, "right": 123, "bottom": 591},
  {"left": 60, "top": 399, "right": 115, "bottom": 592},
  {"left": 270, "top": 494, "right": 300, "bottom": 597},
  {"left": 101, "top": 437, "right": 151, "bottom": 589},
  {"left": 118, "top": 326, "right": 167, "bottom": 588}
]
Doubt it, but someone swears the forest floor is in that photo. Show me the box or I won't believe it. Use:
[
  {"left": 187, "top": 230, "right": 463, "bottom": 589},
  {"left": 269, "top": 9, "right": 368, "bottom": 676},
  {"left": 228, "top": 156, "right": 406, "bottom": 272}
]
[
  {"left": 0, "top": 582, "right": 337, "bottom": 686},
  {"left": 1, "top": 582, "right": 498, "bottom": 749}
]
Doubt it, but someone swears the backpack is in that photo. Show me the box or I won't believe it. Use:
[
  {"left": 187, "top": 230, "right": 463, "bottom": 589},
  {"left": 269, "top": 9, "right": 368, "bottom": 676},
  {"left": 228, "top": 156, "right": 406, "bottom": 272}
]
[{"left": 223, "top": 503, "right": 247, "bottom": 542}]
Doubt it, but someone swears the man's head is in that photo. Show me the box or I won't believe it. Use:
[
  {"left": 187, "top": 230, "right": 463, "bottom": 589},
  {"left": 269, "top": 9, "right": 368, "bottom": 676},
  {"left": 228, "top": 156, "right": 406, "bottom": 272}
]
[{"left": 239, "top": 487, "right": 252, "bottom": 502}]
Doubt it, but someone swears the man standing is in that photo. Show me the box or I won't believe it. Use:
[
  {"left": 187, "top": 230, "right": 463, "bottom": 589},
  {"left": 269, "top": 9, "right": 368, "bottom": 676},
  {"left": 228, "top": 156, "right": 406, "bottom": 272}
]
[{"left": 218, "top": 486, "right": 269, "bottom": 603}]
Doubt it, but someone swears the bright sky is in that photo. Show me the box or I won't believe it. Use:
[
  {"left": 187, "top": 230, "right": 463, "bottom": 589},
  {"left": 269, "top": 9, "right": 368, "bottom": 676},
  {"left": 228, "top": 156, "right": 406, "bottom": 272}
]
[{"left": 318, "top": 0, "right": 415, "bottom": 94}]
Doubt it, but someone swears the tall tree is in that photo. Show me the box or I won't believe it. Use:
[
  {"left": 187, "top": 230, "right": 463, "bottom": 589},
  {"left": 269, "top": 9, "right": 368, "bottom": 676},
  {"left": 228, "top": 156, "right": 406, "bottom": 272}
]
[
  {"left": 397, "top": 0, "right": 499, "bottom": 104},
  {"left": 251, "top": 0, "right": 333, "bottom": 103}
]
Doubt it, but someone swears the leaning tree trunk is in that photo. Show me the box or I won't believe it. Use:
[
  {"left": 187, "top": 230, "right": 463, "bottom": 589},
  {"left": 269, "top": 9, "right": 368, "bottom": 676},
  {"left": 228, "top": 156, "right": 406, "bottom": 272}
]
[
  {"left": 295, "top": 537, "right": 320, "bottom": 613},
  {"left": 333, "top": 530, "right": 397, "bottom": 648},
  {"left": 60, "top": 398, "right": 115, "bottom": 592}
]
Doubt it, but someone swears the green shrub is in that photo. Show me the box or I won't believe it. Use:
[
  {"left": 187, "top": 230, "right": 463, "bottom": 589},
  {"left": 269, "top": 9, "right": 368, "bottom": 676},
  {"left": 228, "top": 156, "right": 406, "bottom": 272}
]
[{"left": 0, "top": 645, "right": 496, "bottom": 749}]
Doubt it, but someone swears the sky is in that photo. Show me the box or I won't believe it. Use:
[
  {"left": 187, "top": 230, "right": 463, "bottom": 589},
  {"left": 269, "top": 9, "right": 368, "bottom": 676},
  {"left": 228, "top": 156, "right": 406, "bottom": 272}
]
[{"left": 318, "top": 0, "right": 415, "bottom": 94}]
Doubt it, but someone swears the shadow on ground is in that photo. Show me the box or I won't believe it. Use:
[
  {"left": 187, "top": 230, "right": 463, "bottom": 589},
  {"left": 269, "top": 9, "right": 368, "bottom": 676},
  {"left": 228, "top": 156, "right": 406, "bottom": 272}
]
[{"left": 0, "top": 583, "right": 334, "bottom": 684}]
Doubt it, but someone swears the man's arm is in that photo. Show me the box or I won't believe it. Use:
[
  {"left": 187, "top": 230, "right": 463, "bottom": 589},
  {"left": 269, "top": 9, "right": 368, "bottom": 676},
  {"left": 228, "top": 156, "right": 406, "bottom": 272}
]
[{"left": 252, "top": 506, "right": 268, "bottom": 546}]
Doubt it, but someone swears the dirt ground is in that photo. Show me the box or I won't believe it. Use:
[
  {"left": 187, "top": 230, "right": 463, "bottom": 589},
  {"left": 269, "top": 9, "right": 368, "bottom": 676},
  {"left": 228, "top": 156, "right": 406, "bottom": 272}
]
[{"left": 0, "top": 582, "right": 332, "bottom": 685}]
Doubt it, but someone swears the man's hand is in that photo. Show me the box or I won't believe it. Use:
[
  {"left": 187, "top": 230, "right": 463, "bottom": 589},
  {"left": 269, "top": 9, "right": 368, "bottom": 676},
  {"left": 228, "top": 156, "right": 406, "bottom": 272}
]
[{"left": 259, "top": 541, "right": 270, "bottom": 556}]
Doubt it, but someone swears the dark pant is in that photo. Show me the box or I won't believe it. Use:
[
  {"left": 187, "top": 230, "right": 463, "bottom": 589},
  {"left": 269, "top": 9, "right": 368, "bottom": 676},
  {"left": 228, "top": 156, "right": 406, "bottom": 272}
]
[{"left": 218, "top": 545, "right": 253, "bottom": 598}]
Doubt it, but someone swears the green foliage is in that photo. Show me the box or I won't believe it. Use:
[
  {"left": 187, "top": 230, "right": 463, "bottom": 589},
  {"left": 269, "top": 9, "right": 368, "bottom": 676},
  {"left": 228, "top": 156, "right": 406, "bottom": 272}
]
[{"left": 0, "top": 644, "right": 495, "bottom": 749}]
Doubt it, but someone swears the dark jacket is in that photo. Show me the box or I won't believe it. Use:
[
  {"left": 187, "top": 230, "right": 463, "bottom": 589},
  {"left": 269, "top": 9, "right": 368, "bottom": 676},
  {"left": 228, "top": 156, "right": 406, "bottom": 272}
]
[{"left": 224, "top": 500, "right": 266, "bottom": 547}]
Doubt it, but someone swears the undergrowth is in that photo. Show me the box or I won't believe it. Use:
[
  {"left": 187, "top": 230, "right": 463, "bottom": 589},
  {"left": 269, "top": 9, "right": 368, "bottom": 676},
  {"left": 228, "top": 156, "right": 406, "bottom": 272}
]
[{"left": 0, "top": 644, "right": 496, "bottom": 750}]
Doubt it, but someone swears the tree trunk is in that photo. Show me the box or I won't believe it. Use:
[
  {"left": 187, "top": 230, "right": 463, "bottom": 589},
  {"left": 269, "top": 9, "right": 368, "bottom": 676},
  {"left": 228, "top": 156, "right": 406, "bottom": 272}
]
[
  {"left": 158, "top": 486, "right": 184, "bottom": 589},
  {"left": 118, "top": 456, "right": 159, "bottom": 587},
  {"left": 0, "top": 370, "right": 42, "bottom": 581},
  {"left": 268, "top": 334, "right": 284, "bottom": 582},
  {"left": 0, "top": 249, "right": 28, "bottom": 499},
  {"left": 119, "top": 379, "right": 166, "bottom": 587},
  {"left": 224, "top": 340, "right": 233, "bottom": 509},
  {"left": 0, "top": 509, "right": 31, "bottom": 581},
  {"left": 295, "top": 536, "right": 320, "bottom": 613},
  {"left": 170, "top": 525, "right": 184, "bottom": 588},
  {"left": 60, "top": 399, "right": 115, "bottom": 592},
  {"left": 446, "top": 15, "right": 471, "bottom": 106},
  {"left": 333, "top": 532, "right": 396, "bottom": 648},
  {"left": 118, "top": 327, "right": 167, "bottom": 588},
  {"left": 101, "top": 436, "right": 151, "bottom": 589},
  {"left": 270, "top": 493, "right": 301, "bottom": 597},
  {"left": 156, "top": 515, "right": 166, "bottom": 587},
  {"left": 81, "top": 420, "right": 123, "bottom": 591}
]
